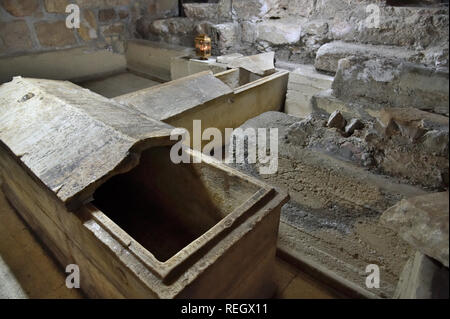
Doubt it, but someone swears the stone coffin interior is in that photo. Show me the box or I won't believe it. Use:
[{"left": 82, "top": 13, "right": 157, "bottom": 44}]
[
  {"left": 92, "top": 146, "right": 261, "bottom": 263},
  {"left": 215, "top": 67, "right": 263, "bottom": 89}
]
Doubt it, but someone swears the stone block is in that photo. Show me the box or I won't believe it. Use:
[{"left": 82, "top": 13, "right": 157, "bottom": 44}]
[
  {"left": 35, "top": 21, "right": 77, "bottom": 47},
  {"left": 255, "top": 18, "right": 302, "bottom": 45},
  {"left": 289, "top": 64, "right": 333, "bottom": 90},
  {"left": 183, "top": 3, "right": 219, "bottom": 22},
  {"left": 311, "top": 89, "right": 365, "bottom": 119},
  {"left": 285, "top": 65, "right": 333, "bottom": 118},
  {"left": 170, "top": 58, "right": 227, "bottom": 80},
  {"left": 315, "top": 41, "right": 426, "bottom": 74},
  {"left": 44, "top": 0, "right": 69, "bottom": 13},
  {"left": 126, "top": 40, "right": 194, "bottom": 82},
  {"left": 150, "top": 17, "right": 195, "bottom": 36},
  {"left": 1, "top": 0, "right": 39, "bottom": 17},
  {"left": 381, "top": 192, "right": 449, "bottom": 267},
  {"left": 327, "top": 110, "right": 346, "bottom": 130},
  {"left": 330, "top": 6, "right": 449, "bottom": 51},
  {"left": 232, "top": 0, "right": 280, "bottom": 20},
  {"left": 0, "top": 21, "right": 33, "bottom": 52},
  {"left": 228, "top": 52, "right": 275, "bottom": 76},
  {"left": 377, "top": 107, "right": 449, "bottom": 142},
  {"left": 332, "top": 56, "right": 450, "bottom": 116},
  {"left": 212, "top": 22, "right": 239, "bottom": 53},
  {"left": 98, "top": 8, "right": 116, "bottom": 22}
]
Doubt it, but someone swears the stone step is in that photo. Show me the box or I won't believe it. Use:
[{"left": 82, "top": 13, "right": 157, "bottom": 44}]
[
  {"left": 332, "top": 56, "right": 449, "bottom": 117},
  {"left": 284, "top": 64, "right": 333, "bottom": 118},
  {"left": 315, "top": 41, "right": 429, "bottom": 74},
  {"left": 288, "top": 65, "right": 333, "bottom": 90}
]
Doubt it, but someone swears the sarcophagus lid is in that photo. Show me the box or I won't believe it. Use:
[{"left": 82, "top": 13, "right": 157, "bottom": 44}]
[{"left": 0, "top": 77, "right": 175, "bottom": 211}]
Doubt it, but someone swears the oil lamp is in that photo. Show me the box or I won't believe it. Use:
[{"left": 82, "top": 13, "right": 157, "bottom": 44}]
[{"left": 195, "top": 34, "right": 211, "bottom": 60}]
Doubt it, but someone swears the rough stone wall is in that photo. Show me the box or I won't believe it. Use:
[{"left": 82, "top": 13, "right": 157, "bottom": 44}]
[
  {"left": 0, "top": 0, "right": 178, "bottom": 56},
  {"left": 137, "top": 0, "right": 449, "bottom": 68}
]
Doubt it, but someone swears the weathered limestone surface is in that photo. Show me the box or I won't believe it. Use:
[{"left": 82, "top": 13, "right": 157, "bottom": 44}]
[
  {"left": 232, "top": 0, "right": 279, "bottom": 20},
  {"left": 367, "top": 108, "right": 449, "bottom": 189},
  {"left": 44, "top": 0, "right": 69, "bottom": 13},
  {"left": 217, "top": 53, "right": 244, "bottom": 64},
  {"left": 125, "top": 39, "right": 194, "bottom": 82},
  {"left": 183, "top": 3, "right": 219, "bottom": 22},
  {"left": 1, "top": 0, "right": 40, "bottom": 17},
  {"left": 284, "top": 64, "right": 333, "bottom": 118},
  {"left": 311, "top": 89, "right": 362, "bottom": 118},
  {"left": 170, "top": 57, "right": 227, "bottom": 80},
  {"left": 377, "top": 107, "right": 449, "bottom": 142},
  {"left": 228, "top": 52, "right": 275, "bottom": 76},
  {"left": 381, "top": 192, "right": 449, "bottom": 267},
  {"left": 332, "top": 57, "right": 450, "bottom": 116},
  {"left": 115, "top": 71, "right": 233, "bottom": 121},
  {"left": 0, "top": 77, "right": 174, "bottom": 210},
  {"left": 394, "top": 252, "right": 449, "bottom": 299},
  {"left": 315, "top": 41, "right": 427, "bottom": 73},
  {"left": 117, "top": 67, "right": 288, "bottom": 151},
  {"left": 254, "top": 18, "right": 303, "bottom": 46}
]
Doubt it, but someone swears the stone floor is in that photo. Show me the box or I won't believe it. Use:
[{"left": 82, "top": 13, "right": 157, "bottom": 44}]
[
  {"left": 79, "top": 71, "right": 162, "bottom": 98},
  {"left": 0, "top": 184, "right": 342, "bottom": 299}
]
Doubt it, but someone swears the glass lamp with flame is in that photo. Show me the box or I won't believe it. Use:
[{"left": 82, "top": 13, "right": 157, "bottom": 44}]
[{"left": 195, "top": 34, "right": 211, "bottom": 60}]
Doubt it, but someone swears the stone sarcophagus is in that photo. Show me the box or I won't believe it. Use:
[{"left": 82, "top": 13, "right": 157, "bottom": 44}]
[{"left": 0, "top": 77, "right": 288, "bottom": 298}]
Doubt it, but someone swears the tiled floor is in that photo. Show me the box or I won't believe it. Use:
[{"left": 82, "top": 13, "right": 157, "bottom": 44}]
[{"left": 0, "top": 185, "right": 341, "bottom": 299}]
